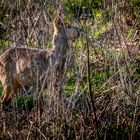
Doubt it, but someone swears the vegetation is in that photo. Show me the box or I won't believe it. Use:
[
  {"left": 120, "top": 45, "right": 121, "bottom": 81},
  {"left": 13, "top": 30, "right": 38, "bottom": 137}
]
[{"left": 0, "top": 0, "right": 140, "bottom": 139}]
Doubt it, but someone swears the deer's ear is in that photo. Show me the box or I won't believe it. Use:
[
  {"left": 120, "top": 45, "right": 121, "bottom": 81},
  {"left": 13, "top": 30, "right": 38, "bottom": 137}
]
[
  {"left": 53, "top": 10, "right": 63, "bottom": 28},
  {"left": 53, "top": 9, "right": 61, "bottom": 21}
]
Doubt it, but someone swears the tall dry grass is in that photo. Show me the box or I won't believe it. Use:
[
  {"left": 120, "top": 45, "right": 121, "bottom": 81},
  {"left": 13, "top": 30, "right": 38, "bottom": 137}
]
[{"left": 0, "top": 0, "right": 139, "bottom": 139}]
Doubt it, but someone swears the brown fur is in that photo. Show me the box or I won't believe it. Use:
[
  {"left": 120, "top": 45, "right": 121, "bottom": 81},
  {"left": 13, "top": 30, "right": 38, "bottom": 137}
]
[{"left": 0, "top": 11, "right": 72, "bottom": 105}]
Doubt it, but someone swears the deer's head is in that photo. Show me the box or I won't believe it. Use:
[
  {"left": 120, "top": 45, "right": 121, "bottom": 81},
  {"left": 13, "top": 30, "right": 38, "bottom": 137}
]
[
  {"left": 53, "top": 10, "right": 64, "bottom": 31},
  {"left": 52, "top": 10, "right": 79, "bottom": 43}
]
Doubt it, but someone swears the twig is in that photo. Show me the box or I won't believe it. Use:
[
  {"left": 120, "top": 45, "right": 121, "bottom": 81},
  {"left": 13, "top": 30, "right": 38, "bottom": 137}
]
[{"left": 86, "top": 32, "right": 100, "bottom": 140}]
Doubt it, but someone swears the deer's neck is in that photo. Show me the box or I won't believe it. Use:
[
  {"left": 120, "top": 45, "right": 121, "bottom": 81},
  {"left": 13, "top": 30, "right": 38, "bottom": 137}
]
[{"left": 52, "top": 27, "right": 69, "bottom": 59}]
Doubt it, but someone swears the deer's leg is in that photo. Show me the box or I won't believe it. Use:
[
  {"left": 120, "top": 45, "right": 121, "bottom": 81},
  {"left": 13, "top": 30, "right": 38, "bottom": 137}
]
[
  {"left": 0, "top": 78, "right": 21, "bottom": 105},
  {"left": 0, "top": 85, "right": 14, "bottom": 105}
]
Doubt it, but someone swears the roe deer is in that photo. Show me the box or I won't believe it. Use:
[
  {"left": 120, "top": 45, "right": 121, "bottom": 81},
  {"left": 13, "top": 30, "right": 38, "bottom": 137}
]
[{"left": 0, "top": 10, "right": 77, "bottom": 105}]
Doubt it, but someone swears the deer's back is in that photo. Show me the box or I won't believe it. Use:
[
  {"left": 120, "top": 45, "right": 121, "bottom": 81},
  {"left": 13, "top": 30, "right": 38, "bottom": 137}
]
[{"left": 0, "top": 47, "right": 51, "bottom": 86}]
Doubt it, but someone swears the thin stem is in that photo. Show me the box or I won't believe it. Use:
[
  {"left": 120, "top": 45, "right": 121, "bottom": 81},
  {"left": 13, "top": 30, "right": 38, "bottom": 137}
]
[{"left": 86, "top": 37, "right": 100, "bottom": 140}]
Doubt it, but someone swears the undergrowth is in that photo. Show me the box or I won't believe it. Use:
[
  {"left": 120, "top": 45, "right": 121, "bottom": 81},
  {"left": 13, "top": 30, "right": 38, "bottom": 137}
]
[{"left": 0, "top": 0, "right": 140, "bottom": 140}]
